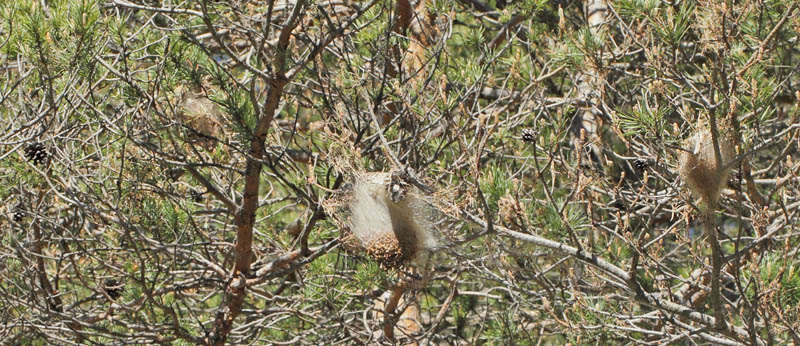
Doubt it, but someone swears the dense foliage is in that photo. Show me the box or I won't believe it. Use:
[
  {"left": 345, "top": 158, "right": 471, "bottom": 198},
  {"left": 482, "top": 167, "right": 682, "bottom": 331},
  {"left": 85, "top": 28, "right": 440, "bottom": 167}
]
[{"left": 1, "top": 0, "right": 799, "bottom": 344}]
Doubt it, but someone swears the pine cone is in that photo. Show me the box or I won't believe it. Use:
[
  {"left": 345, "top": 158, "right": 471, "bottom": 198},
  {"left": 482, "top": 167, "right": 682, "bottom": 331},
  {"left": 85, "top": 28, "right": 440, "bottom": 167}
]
[
  {"left": 24, "top": 143, "right": 48, "bottom": 166},
  {"left": 727, "top": 171, "right": 742, "bottom": 189},
  {"left": 633, "top": 158, "right": 649, "bottom": 171},
  {"left": 190, "top": 190, "right": 204, "bottom": 202},
  {"left": 521, "top": 128, "right": 536, "bottom": 143},
  {"left": 103, "top": 278, "right": 124, "bottom": 300}
]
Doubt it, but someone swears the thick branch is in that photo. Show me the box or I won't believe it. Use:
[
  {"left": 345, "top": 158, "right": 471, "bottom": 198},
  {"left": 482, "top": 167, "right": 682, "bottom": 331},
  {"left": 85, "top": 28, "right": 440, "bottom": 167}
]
[{"left": 208, "top": 1, "right": 306, "bottom": 344}]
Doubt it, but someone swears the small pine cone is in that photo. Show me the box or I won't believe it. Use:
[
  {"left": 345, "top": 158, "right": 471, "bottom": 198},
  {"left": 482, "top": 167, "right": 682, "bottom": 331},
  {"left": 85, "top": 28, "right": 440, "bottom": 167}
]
[
  {"left": 521, "top": 128, "right": 536, "bottom": 143},
  {"left": 190, "top": 190, "right": 204, "bottom": 202},
  {"left": 103, "top": 278, "right": 124, "bottom": 300},
  {"left": 633, "top": 159, "right": 649, "bottom": 171},
  {"left": 24, "top": 143, "right": 48, "bottom": 166},
  {"left": 12, "top": 203, "right": 25, "bottom": 221},
  {"left": 727, "top": 171, "right": 742, "bottom": 189}
]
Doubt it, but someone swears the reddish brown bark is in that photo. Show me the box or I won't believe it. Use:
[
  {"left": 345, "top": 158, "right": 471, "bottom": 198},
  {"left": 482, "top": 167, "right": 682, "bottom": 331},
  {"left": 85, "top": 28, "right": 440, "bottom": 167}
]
[{"left": 208, "top": 0, "right": 300, "bottom": 342}]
